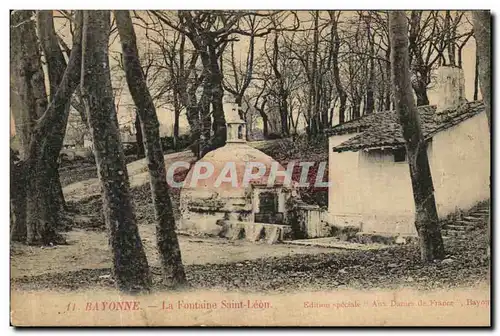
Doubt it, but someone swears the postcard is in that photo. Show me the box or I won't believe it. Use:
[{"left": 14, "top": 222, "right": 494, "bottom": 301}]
[{"left": 10, "top": 9, "right": 491, "bottom": 327}]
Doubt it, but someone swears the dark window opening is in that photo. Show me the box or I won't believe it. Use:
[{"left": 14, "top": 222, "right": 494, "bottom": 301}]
[
  {"left": 394, "top": 147, "right": 406, "bottom": 162},
  {"left": 255, "top": 191, "right": 283, "bottom": 224},
  {"left": 259, "top": 192, "right": 278, "bottom": 213}
]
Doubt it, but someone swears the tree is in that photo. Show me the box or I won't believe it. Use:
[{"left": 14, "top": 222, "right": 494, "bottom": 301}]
[
  {"left": 328, "top": 11, "right": 347, "bottom": 123},
  {"left": 152, "top": 11, "right": 230, "bottom": 155},
  {"left": 10, "top": 10, "right": 82, "bottom": 244},
  {"left": 138, "top": 13, "right": 202, "bottom": 153},
  {"left": 221, "top": 16, "right": 257, "bottom": 108},
  {"left": 115, "top": 10, "right": 187, "bottom": 288},
  {"left": 80, "top": 10, "right": 151, "bottom": 291},
  {"left": 389, "top": 11, "right": 445, "bottom": 262},
  {"left": 471, "top": 11, "right": 491, "bottom": 131},
  {"left": 37, "top": 10, "right": 72, "bottom": 213}
]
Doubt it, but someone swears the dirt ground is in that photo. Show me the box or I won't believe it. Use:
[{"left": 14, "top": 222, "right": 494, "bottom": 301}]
[
  {"left": 10, "top": 224, "right": 339, "bottom": 279},
  {"left": 11, "top": 141, "right": 490, "bottom": 294}
]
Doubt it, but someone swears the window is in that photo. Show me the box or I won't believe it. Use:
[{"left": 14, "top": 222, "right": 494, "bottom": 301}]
[{"left": 393, "top": 147, "right": 406, "bottom": 162}]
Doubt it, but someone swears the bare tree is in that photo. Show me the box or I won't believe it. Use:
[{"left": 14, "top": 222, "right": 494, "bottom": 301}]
[
  {"left": 10, "top": 10, "right": 82, "bottom": 244},
  {"left": 115, "top": 10, "right": 187, "bottom": 288},
  {"left": 81, "top": 10, "right": 151, "bottom": 291},
  {"left": 389, "top": 11, "right": 445, "bottom": 262}
]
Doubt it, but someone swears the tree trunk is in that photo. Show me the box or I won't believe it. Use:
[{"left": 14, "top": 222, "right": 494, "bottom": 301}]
[
  {"left": 184, "top": 80, "right": 201, "bottom": 158},
  {"left": 352, "top": 97, "right": 361, "bottom": 119},
  {"left": 365, "top": 20, "right": 376, "bottom": 115},
  {"left": 279, "top": 93, "right": 290, "bottom": 136},
  {"left": 11, "top": 10, "right": 82, "bottom": 244},
  {"left": 413, "top": 80, "right": 430, "bottom": 106},
  {"left": 472, "top": 11, "right": 491, "bottom": 131},
  {"left": 338, "top": 94, "right": 347, "bottom": 124},
  {"left": 262, "top": 114, "right": 269, "bottom": 138},
  {"left": 81, "top": 10, "right": 151, "bottom": 292},
  {"left": 37, "top": 10, "right": 70, "bottom": 212},
  {"left": 173, "top": 93, "right": 181, "bottom": 151},
  {"left": 208, "top": 45, "right": 226, "bottom": 151},
  {"left": 473, "top": 51, "right": 479, "bottom": 101},
  {"left": 329, "top": 11, "right": 347, "bottom": 124},
  {"left": 389, "top": 11, "right": 445, "bottom": 262},
  {"left": 115, "top": 10, "right": 187, "bottom": 288},
  {"left": 256, "top": 99, "right": 269, "bottom": 139},
  {"left": 134, "top": 113, "right": 145, "bottom": 159},
  {"left": 197, "top": 69, "right": 213, "bottom": 157},
  {"left": 385, "top": 47, "right": 392, "bottom": 110},
  {"left": 10, "top": 10, "right": 45, "bottom": 161}
]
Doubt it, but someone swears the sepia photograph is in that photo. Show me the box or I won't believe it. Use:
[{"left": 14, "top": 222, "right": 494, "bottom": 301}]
[{"left": 9, "top": 8, "right": 491, "bottom": 327}]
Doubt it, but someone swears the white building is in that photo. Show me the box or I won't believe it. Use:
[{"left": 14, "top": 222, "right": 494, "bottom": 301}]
[{"left": 326, "top": 66, "right": 490, "bottom": 235}]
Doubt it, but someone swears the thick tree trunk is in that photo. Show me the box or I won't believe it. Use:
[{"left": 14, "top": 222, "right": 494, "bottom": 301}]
[
  {"left": 81, "top": 10, "right": 151, "bottom": 292},
  {"left": 115, "top": 10, "right": 187, "bottom": 288},
  {"left": 389, "top": 11, "right": 445, "bottom": 262},
  {"left": 10, "top": 11, "right": 45, "bottom": 161},
  {"left": 37, "top": 10, "right": 70, "bottom": 212},
  {"left": 10, "top": 154, "right": 27, "bottom": 241},
  {"left": 10, "top": 10, "right": 81, "bottom": 244},
  {"left": 472, "top": 11, "right": 491, "bottom": 131}
]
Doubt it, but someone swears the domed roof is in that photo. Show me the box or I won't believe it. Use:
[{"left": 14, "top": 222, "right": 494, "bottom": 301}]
[{"left": 182, "top": 143, "right": 291, "bottom": 192}]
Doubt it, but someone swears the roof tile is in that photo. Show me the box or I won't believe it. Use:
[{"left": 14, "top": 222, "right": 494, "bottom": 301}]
[{"left": 329, "top": 101, "right": 485, "bottom": 152}]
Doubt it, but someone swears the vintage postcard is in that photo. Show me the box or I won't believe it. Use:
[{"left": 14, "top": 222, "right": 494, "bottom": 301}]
[{"left": 10, "top": 9, "right": 491, "bottom": 327}]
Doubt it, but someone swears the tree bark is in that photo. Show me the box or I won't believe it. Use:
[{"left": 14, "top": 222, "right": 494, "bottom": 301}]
[
  {"left": 365, "top": 18, "right": 375, "bottom": 115},
  {"left": 208, "top": 44, "right": 226, "bottom": 151},
  {"left": 329, "top": 11, "right": 347, "bottom": 124},
  {"left": 472, "top": 11, "right": 491, "bottom": 131},
  {"left": 115, "top": 10, "right": 187, "bottom": 288},
  {"left": 413, "top": 79, "right": 430, "bottom": 106},
  {"left": 134, "top": 112, "right": 145, "bottom": 159},
  {"left": 81, "top": 10, "right": 151, "bottom": 292},
  {"left": 10, "top": 10, "right": 82, "bottom": 244},
  {"left": 37, "top": 10, "right": 70, "bottom": 212},
  {"left": 383, "top": 46, "right": 392, "bottom": 111},
  {"left": 389, "top": 11, "right": 445, "bottom": 262},
  {"left": 10, "top": 10, "right": 45, "bottom": 160},
  {"left": 473, "top": 51, "right": 479, "bottom": 101},
  {"left": 172, "top": 92, "right": 181, "bottom": 150}
]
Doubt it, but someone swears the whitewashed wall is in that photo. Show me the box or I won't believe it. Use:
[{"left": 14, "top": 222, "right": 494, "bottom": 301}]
[
  {"left": 327, "top": 111, "right": 490, "bottom": 235},
  {"left": 430, "top": 112, "right": 491, "bottom": 217}
]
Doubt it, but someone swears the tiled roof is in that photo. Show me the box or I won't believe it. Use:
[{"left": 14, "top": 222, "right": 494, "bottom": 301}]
[{"left": 329, "top": 101, "right": 485, "bottom": 152}]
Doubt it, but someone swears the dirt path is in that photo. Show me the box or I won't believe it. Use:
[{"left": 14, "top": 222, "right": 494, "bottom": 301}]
[
  {"left": 62, "top": 150, "right": 195, "bottom": 203},
  {"left": 10, "top": 225, "right": 342, "bottom": 278}
]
